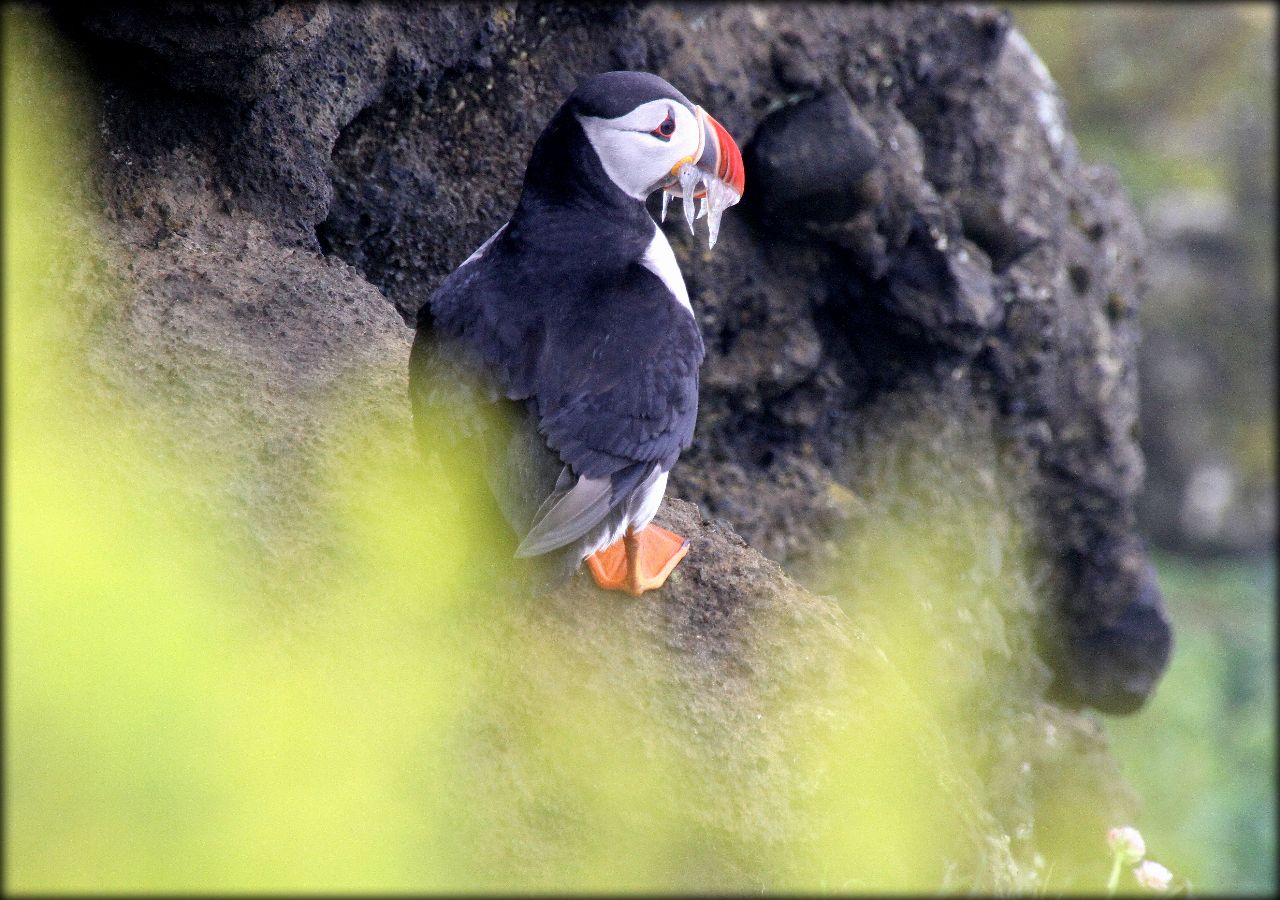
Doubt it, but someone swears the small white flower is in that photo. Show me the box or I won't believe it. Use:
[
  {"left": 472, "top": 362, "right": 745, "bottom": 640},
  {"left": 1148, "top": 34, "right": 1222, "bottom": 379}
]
[
  {"left": 1107, "top": 826, "right": 1146, "bottom": 865},
  {"left": 1133, "top": 860, "right": 1173, "bottom": 892}
]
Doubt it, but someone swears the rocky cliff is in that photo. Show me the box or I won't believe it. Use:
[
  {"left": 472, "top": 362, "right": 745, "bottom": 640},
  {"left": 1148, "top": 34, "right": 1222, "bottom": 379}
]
[{"left": 46, "top": 2, "right": 1172, "bottom": 889}]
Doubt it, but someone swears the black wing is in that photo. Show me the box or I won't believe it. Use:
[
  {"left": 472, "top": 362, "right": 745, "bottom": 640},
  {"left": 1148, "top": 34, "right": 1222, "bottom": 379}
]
[
  {"left": 531, "top": 262, "right": 704, "bottom": 479},
  {"left": 429, "top": 232, "right": 704, "bottom": 482}
]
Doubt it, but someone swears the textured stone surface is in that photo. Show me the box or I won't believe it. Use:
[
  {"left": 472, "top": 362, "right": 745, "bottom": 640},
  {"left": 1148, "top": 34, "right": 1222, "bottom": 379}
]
[
  {"left": 437, "top": 497, "right": 1133, "bottom": 891},
  {"left": 746, "top": 89, "right": 883, "bottom": 227},
  {"left": 51, "top": 0, "right": 1169, "bottom": 888}
]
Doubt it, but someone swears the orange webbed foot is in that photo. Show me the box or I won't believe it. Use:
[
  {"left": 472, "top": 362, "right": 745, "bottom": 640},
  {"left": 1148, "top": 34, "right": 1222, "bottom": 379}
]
[{"left": 584, "top": 524, "right": 690, "bottom": 596}]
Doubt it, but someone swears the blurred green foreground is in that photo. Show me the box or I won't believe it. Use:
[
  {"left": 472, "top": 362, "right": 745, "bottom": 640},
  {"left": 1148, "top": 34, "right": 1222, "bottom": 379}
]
[{"left": 1, "top": 10, "right": 508, "bottom": 889}]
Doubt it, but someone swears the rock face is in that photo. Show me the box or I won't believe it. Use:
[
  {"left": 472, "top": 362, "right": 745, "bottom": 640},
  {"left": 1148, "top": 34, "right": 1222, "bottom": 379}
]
[
  {"left": 53, "top": 0, "right": 1168, "bottom": 889},
  {"left": 322, "top": 3, "right": 1172, "bottom": 714}
]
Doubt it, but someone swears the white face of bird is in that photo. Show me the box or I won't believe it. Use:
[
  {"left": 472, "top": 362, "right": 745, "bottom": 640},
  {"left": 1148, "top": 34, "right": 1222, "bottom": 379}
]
[
  {"left": 577, "top": 98, "right": 745, "bottom": 247},
  {"left": 577, "top": 98, "right": 706, "bottom": 200}
]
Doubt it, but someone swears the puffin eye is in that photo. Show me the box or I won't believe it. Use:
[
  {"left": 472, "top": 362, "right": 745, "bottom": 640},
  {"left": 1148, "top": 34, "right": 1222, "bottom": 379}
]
[{"left": 651, "top": 112, "right": 676, "bottom": 141}]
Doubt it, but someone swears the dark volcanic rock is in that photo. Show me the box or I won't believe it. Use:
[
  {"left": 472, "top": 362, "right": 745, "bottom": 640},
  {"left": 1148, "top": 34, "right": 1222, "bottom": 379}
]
[
  {"left": 746, "top": 89, "right": 881, "bottom": 227},
  {"left": 49, "top": 0, "right": 1170, "bottom": 889},
  {"left": 881, "top": 215, "right": 1000, "bottom": 352}
]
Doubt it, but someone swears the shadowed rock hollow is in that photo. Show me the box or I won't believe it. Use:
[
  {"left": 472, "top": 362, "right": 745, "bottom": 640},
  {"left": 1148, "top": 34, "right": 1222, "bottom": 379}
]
[{"left": 53, "top": 1, "right": 1170, "bottom": 890}]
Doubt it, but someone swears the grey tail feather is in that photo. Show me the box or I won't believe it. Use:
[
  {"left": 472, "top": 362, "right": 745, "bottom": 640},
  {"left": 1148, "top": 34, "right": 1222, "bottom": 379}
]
[
  {"left": 514, "top": 463, "right": 654, "bottom": 559},
  {"left": 525, "top": 465, "right": 576, "bottom": 528},
  {"left": 514, "top": 472, "right": 612, "bottom": 558}
]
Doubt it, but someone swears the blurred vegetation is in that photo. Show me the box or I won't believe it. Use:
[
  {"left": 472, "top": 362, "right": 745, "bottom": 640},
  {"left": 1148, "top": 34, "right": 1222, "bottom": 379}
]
[
  {"left": 1017, "top": 4, "right": 1276, "bottom": 894},
  {"left": 1110, "top": 554, "right": 1276, "bottom": 894},
  {"left": 1015, "top": 3, "right": 1273, "bottom": 205},
  {"left": 3, "top": 15, "right": 504, "bottom": 887}
]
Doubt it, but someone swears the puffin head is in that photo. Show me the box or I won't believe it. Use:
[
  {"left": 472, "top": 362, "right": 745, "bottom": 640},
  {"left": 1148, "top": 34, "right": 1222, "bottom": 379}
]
[{"left": 567, "top": 71, "right": 745, "bottom": 203}]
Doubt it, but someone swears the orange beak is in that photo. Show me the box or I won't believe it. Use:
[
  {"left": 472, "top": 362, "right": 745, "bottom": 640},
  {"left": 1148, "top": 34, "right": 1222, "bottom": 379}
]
[{"left": 696, "top": 108, "right": 746, "bottom": 198}]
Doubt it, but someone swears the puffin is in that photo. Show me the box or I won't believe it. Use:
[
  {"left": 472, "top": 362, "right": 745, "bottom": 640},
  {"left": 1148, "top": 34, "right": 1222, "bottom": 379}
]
[{"left": 410, "top": 71, "right": 745, "bottom": 596}]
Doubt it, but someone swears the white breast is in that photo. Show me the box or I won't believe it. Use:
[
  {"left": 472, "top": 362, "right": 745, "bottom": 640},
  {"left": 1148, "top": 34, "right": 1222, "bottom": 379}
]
[{"left": 639, "top": 224, "right": 693, "bottom": 313}]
